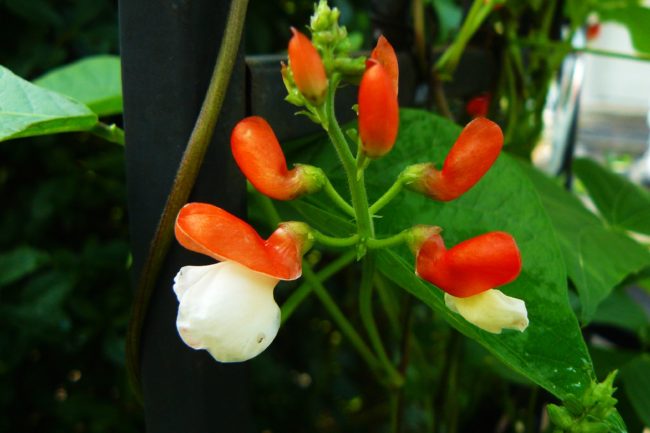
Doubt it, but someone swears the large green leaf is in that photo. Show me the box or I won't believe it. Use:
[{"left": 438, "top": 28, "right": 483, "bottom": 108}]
[
  {"left": 283, "top": 109, "right": 595, "bottom": 400},
  {"left": 620, "top": 355, "right": 650, "bottom": 427},
  {"left": 521, "top": 163, "right": 650, "bottom": 323},
  {"left": 573, "top": 158, "right": 650, "bottom": 236},
  {"left": 591, "top": 287, "right": 649, "bottom": 333},
  {"left": 34, "top": 55, "right": 122, "bottom": 117},
  {"left": 0, "top": 65, "right": 97, "bottom": 141}
]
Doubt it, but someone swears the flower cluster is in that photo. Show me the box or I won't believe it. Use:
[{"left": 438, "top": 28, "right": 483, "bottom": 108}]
[{"left": 172, "top": 0, "right": 528, "bottom": 363}]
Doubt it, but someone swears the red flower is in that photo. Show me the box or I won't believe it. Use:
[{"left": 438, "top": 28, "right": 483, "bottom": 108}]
[
  {"left": 370, "top": 35, "right": 399, "bottom": 96},
  {"left": 415, "top": 231, "right": 521, "bottom": 298},
  {"left": 358, "top": 60, "right": 399, "bottom": 158},
  {"left": 231, "top": 116, "right": 324, "bottom": 200},
  {"left": 288, "top": 27, "right": 328, "bottom": 105},
  {"left": 407, "top": 117, "right": 503, "bottom": 201},
  {"left": 173, "top": 203, "right": 311, "bottom": 361}
]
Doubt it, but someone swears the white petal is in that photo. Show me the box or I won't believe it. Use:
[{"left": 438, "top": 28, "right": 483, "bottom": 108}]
[
  {"left": 174, "top": 261, "right": 281, "bottom": 362},
  {"left": 173, "top": 264, "right": 222, "bottom": 301},
  {"left": 444, "top": 289, "right": 529, "bottom": 334}
]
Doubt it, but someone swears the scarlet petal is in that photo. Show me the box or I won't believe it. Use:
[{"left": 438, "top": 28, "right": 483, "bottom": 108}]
[
  {"left": 426, "top": 117, "right": 503, "bottom": 201},
  {"left": 371, "top": 35, "right": 399, "bottom": 96},
  {"left": 288, "top": 28, "right": 328, "bottom": 105},
  {"left": 358, "top": 62, "right": 399, "bottom": 158},
  {"left": 175, "top": 203, "right": 302, "bottom": 280},
  {"left": 231, "top": 116, "right": 303, "bottom": 200},
  {"left": 416, "top": 232, "right": 522, "bottom": 298}
]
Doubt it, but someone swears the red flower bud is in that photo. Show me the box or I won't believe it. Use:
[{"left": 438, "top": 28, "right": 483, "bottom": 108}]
[
  {"left": 358, "top": 60, "right": 399, "bottom": 158},
  {"left": 415, "top": 231, "right": 522, "bottom": 298},
  {"left": 288, "top": 27, "right": 328, "bottom": 105},
  {"left": 231, "top": 116, "right": 324, "bottom": 200},
  {"left": 465, "top": 92, "right": 491, "bottom": 118},
  {"left": 408, "top": 117, "right": 503, "bottom": 201},
  {"left": 175, "top": 203, "right": 308, "bottom": 280},
  {"left": 370, "top": 35, "right": 399, "bottom": 96},
  {"left": 586, "top": 22, "right": 601, "bottom": 41}
]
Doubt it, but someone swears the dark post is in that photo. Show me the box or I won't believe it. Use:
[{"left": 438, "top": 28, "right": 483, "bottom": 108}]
[{"left": 119, "top": 1, "right": 251, "bottom": 432}]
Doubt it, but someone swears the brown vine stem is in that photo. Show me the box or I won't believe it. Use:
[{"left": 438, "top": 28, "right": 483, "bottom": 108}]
[{"left": 125, "top": 0, "right": 250, "bottom": 397}]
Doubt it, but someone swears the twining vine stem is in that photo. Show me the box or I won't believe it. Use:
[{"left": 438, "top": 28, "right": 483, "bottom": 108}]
[{"left": 125, "top": 0, "right": 250, "bottom": 396}]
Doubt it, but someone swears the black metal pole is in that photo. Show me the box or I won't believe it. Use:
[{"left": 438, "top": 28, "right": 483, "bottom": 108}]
[{"left": 119, "top": 1, "right": 250, "bottom": 432}]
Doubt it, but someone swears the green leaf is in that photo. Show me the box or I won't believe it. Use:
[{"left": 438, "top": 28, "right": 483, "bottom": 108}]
[
  {"left": 620, "top": 355, "right": 650, "bottom": 427},
  {"left": 573, "top": 158, "right": 650, "bottom": 236},
  {"left": 428, "top": 0, "right": 463, "bottom": 41},
  {"left": 34, "top": 55, "right": 122, "bottom": 116},
  {"left": 0, "top": 246, "right": 49, "bottom": 287},
  {"left": 591, "top": 287, "right": 649, "bottom": 333},
  {"left": 520, "top": 164, "right": 650, "bottom": 323},
  {"left": 0, "top": 65, "right": 97, "bottom": 142},
  {"left": 284, "top": 109, "right": 595, "bottom": 400},
  {"left": 598, "top": 5, "right": 650, "bottom": 54}
]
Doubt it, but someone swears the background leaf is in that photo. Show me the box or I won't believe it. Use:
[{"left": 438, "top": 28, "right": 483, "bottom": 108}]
[
  {"left": 620, "top": 355, "right": 650, "bottom": 427},
  {"left": 0, "top": 65, "right": 97, "bottom": 142},
  {"left": 282, "top": 109, "right": 596, "bottom": 400},
  {"left": 520, "top": 164, "right": 650, "bottom": 323},
  {"left": 598, "top": 5, "right": 650, "bottom": 54},
  {"left": 0, "top": 246, "right": 49, "bottom": 287},
  {"left": 34, "top": 55, "right": 123, "bottom": 117},
  {"left": 573, "top": 158, "right": 650, "bottom": 236}
]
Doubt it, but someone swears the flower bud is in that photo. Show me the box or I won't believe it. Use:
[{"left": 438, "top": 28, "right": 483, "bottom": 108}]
[
  {"left": 358, "top": 60, "right": 399, "bottom": 158},
  {"left": 465, "top": 92, "right": 491, "bottom": 118},
  {"left": 407, "top": 117, "right": 503, "bottom": 201},
  {"left": 175, "top": 202, "right": 308, "bottom": 280},
  {"left": 370, "top": 35, "right": 399, "bottom": 96},
  {"left": 288, "top": 28, "right": 328, "bottom": 105},
  {"left": 231, "top": 116, "right": 325, "bottom": 200}
]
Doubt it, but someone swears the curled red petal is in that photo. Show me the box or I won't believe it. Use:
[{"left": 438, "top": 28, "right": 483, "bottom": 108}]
[
  {"left": 175, "top": 203, "right": 303, "bottom": 280},
  {"left": 358, "top": 62, "right": 399, "bottom": 158},
  {"left": 370, "top": 35, "right": 399, "bottom": 96},
  {"left": 424, "top": 117, "right": 503, "bottom": 201},
  {"left": 416, "top": 232, "right": 522, "bottom": 298},
  {"left": 231, "top": 116, "right": 303, "bottom": 200},
  {"left": 288, "top": 28, "right": 328, "bottom": 105}
]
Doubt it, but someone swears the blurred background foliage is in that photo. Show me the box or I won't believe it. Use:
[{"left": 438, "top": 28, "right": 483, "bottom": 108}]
[{"left": 1, "top": 0, "right": 649, "bottom": 432}]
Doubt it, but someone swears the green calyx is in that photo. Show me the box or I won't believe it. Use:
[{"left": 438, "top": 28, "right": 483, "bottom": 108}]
[
  {"left": 405, "top": 225, "right": 442, "bottom": 255},
  {"left": 295, "top": 164, "right": 327, "bottom": 195},
  {"left": 400, "top": 163, "right": 434, "bottom": 193},
  {"left": 547, "top": 371, "right": 619, "bottom": 433}
]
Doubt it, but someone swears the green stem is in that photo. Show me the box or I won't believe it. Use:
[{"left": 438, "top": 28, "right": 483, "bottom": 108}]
[
  {"left": 369, "top": 178, "right": 405, "bottom": 214},
  {"left": 281, "top": 250, "right": 356, "bottom": 324},
  {"left": 303, "top": 262, "right": 383, "bottom": 376},
  {"left": 311, "top": 229, "right": 359, "bottom": 248},
  {"left": 435, "top": 0, "right": 493, "bottom": 78},
  {"left": 367, "top": 231, "right": 409, "bottom": 250},
  {"left": 517, "top": 38, "right": 650, "bottom": 63},
  {"left": 91, "top": 122, "right": 125, "bottom": 145},
  {"left": 125, "top": 0, "right": 250, "bottom": 395},
  {"left": 324, "top": 75, "right": 375, "bottom": 255},
  {"left": 359, "top": 254, "right": 403, "bottom": 387},
  {"left": 323, "top": 178, "right": 355, "bottom": 217}
]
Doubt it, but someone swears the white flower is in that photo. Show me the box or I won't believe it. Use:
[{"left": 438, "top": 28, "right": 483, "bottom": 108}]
[
  {"left": 174, "top": 261, "right": 281, "bottom": 362},
  {"left": 444, "top": 289, "right": 529, "bottom": 334}
]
